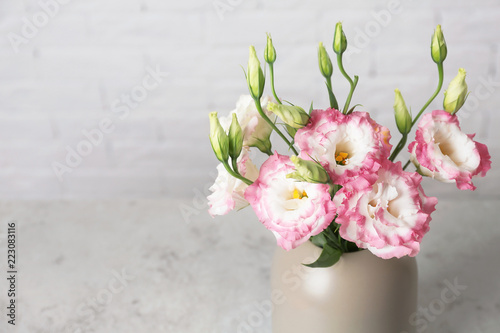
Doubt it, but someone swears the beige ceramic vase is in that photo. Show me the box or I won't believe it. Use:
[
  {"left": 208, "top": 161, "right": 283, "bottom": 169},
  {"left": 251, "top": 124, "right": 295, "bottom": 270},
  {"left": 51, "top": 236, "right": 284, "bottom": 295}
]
[{"left": 271, "top": 240, "right": 417, "bottom": 333}]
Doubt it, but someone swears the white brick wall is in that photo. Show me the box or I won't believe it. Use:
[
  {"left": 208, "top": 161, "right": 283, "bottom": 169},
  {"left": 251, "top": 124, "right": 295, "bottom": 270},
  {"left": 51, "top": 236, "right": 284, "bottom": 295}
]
[{"left": 0, "top": 0, "right": 498, "bottom": 199}]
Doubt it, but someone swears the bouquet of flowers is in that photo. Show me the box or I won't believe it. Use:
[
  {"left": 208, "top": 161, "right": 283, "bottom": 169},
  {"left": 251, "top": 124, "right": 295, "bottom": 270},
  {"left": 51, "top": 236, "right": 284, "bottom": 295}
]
[{"left": 207, "top": 23, "right": 491, "bottom": 267}]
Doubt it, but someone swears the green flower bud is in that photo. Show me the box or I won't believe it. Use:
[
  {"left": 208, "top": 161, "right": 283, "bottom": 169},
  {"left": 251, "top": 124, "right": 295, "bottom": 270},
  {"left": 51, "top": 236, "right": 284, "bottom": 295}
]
[
  {"left": 209, "top": 112, "right": 229, "bottom": 163},
  {"left": 393, "top": 89, "right": 412, "bottom": 135},
  {"left": 247, "top": 45, "right": 265, "bottom": 100},
  {"left": 228, "top": 113, "right": 243, "bottom": 160},
  {"left": 267, "top": 102, "right": 310, "bottom": 129},
  {"left": 333, "top": 22, "right": 347, "bottom": 55},
  {"left": 318, "top": 42, "right": 333, "bottom": 78},
  {"left": 431, "top": 25, "right": 447, "bottom": 64},
  {"left": 264, "top": 33, "right": 276, "bottom": 64},
  {"left": 251, "top": 137, "right": 272, "bottom": 156},
  {"left": 287, "top": 156, "right": 329, "bottom": 184},
  {"left": 443, "top": 68, "right": 469, "bottom": 114}
]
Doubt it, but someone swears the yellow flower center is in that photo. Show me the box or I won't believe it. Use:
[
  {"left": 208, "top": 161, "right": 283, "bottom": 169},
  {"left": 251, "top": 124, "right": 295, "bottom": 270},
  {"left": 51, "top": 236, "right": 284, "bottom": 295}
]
[
  {"left": 292, "top": 189, "right": 308, "bottom": 199},
  {"left": 335, "top": 151, "right": 349, "bottom": 165}
]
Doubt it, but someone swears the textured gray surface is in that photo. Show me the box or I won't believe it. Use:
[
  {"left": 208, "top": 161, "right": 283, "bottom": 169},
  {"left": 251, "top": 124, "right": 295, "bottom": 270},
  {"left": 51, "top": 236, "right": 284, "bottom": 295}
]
[
  {"left": 0, "top": 0, "right": 499, "bottom": 199},
  {"left": 0, "top": 198, "right": 499, "bottom": 332}
]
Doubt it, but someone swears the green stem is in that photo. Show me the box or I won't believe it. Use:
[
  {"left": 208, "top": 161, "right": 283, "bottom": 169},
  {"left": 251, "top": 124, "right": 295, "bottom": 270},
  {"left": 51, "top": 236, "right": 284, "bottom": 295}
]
[
  {"left": 390, "top": 62, "right": 444, "bottom": 161},
  {"left": 326, "top": 76, "right": 339, "bottom": 110},
  {"left": 231, "top": 158, "right": 239, "bottom": 175},
  {"left": 412, "top": 62, "right": 444, "bottom": 127},
  {"left": 269, "top": 64, "right": 281, "bottom": 104},
  {"left": 389, "top": 134, "right": 407, "bottom": 162},
  {"left": 344, "top": 75, "right": 359, "bottom": 114},
  {"left": 223, "top": 161, "right": 252, "bottom": 185},
  {"left": 403, "top": 159, "right": 411, "bottom": 171},
  {"left": 337, "top": 53, "right": 354, "bottom": 86},
  {"left": 337, "top": 53, "right": 357, "bottom": 113},
  {"left": 253, "top": 98, "right": 299, "bottom": 155}
]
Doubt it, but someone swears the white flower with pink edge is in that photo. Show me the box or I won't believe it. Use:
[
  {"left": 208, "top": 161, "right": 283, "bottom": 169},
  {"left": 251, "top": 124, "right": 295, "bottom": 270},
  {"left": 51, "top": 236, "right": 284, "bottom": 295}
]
[
  {"left": 295, "top": 108, "right": 392, "bottom": 186},
  {"left": 207, "top": 148, "right": 259, "bottom": 217},
  {"left": 408, "top": 110, "right": 491, "bottom": 190},
  {"left": 244, "top": 153, "right": 336, "bottom": 251},
  {"left": 333, "top": 161, "right": 437, "bottom": 259}
]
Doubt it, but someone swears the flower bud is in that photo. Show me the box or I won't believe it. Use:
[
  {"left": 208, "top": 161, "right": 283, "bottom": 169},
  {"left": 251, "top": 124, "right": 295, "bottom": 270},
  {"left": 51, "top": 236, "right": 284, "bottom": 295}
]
[
  {"left": 267, "top": 102, "right": 310, "bottom": 129},
  {"left": 443, "top": 68, "right": 468, "bottom": 114},
  {"left": 287, "top": 156, "right": 329, "bottom": 184},
  {"left": 333, "top": 22, "right": 347, "bottom": 55},
  {"left": 318, "top": 42, "right": 333, "bottom": 78},
  {"left": 264, "top": 33, "right": 276, "bottom": 64},
  {"left": 251, "top": 137, "right": 272, "bottom": 155},
  {"left": 228, "top": 113, "right": 243, "bottom": 160},
  {"left": 247, "top": 46, "right": 265, "bottom": 100},
  {"left": 431, "top": 25, "right": 447, "bottom": 64},
  {"left": 209, "top": 112, "right": 229, "bottom": 163},
  {"left": 393, "top": 89, "right": 412, "bottom": 135}
]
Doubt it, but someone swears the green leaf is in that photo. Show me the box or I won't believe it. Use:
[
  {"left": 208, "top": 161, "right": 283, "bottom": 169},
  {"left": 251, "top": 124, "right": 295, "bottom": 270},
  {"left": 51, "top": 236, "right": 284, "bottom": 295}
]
[
  {"left": 308, "top": 101, "right": 314, "bottom": 114},
  {"left": 284, "top": 123, "right": 297, "bottom": 139},
  {"left": 345, "top": 240, "right": 360, "bottom": 252},
  {"left": 347, "top": 103, "right": 363, "bottom": 115},
  {"left": 304, "top": 244, "right": 342, "bottom": 268},
  {"left": 310, "top": 234, "right": 327, "bottom": 248},
  {"left": 281, "top": 99, "right": 295, "bottom": 106},
  {"left": 323, "top": 225, "right": 339, "bottom": 244},
  {"left": 325, "top": 82, "right": 339, "bottom": 110}
]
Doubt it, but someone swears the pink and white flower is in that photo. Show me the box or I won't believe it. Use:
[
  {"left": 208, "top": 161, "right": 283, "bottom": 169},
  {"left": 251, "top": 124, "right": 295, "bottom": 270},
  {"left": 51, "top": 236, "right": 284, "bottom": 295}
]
[
  {"left": 208, "top": 149, "right": 259, "bottom": 216},
  {"left": 219, "top": 95, "right": 275, "bottom": 150},
  {"left": 244, "top": 153, "right": 336, "bottom": 251},
  {"left": 333, "top": 161, "right": 437, "bottom": 259},
  {"left": 295, "top": 108, "right": 392, "bottom": 185},
  {"left": 408, "top": 110, "right": 491, "bottom": 190}
]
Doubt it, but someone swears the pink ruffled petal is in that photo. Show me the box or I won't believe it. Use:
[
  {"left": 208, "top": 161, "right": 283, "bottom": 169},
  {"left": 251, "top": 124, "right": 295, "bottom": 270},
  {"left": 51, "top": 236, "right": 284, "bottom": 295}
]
[
  {"left": 295, "top": 108, "right": 392, "bottom": 186},
  {"left": 334, "top": 160, "right": 437, "bottom": 259},
  {"left": 244, "top": 153, "right": 337, "bottom": 250},
  {"left": 408, "top": 110, "right": 491, "bottom": 190}
]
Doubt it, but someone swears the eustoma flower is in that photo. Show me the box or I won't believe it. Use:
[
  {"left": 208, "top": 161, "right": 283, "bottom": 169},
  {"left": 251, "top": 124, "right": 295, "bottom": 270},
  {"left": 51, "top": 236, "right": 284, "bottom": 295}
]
[
  {"left": 208, "top": 148, "right": 258, "bottom": 217},
  {"left": 334, "top": 161, "right": 437, "bottom": 259},
  {"left": 295, "top": 108, "right": 391, "bottom": 185},
  {"left": 219, "top": 95, "right": 275, "bottom": 154},
  {"left": 207, "top": 95, "right": 276, "bottom": 216},
  {"left": 244, "top": 153, "right": 336, "bottom": 251},
  {"left": 408, "top": 110, "right": 491, "bottom": 190}
]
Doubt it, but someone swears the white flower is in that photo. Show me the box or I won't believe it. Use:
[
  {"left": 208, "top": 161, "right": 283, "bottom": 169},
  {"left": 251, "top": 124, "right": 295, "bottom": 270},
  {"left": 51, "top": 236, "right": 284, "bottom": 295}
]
[
  {"left": 219, "top": 95, "right": 275, "bottom": 153},
  {"left": 207, "top": 148, "right": 259, "bottom": 216}
]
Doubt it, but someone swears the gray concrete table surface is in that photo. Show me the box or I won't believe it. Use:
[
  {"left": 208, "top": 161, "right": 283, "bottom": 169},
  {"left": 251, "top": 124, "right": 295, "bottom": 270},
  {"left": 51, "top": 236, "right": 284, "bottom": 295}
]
[{"left": 0, "top": 197, "right": 499, "bottom": 332}]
